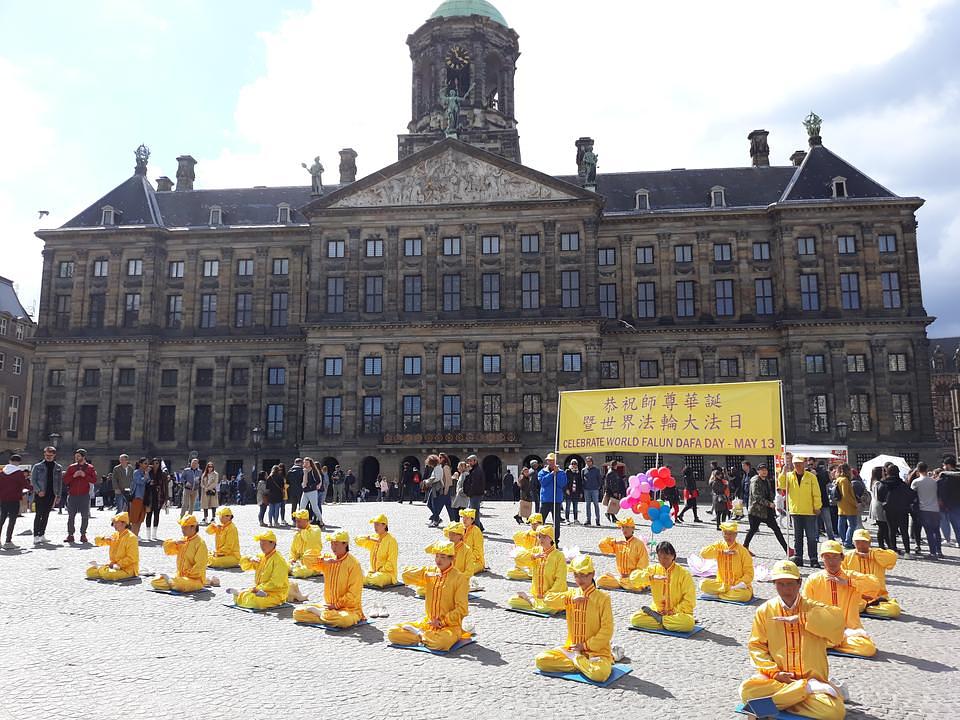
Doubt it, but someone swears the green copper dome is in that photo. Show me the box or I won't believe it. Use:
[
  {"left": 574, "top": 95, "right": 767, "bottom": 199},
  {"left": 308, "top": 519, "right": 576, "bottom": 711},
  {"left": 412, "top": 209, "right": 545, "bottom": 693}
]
[{"left": 429, "top": 0, "right": 508, "bottom": 27}]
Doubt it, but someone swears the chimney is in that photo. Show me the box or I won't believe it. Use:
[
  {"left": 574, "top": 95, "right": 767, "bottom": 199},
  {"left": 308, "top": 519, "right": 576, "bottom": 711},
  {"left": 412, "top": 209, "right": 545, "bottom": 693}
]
[
  {"left": 339, "top": 148, "right": 358, "bottom": 184},
  {"left": 748, "top": 129, "right": 769, "bottom": 167},
  {"left": 790, "top": 150, "right": 807, "bottom": 167},
  {"left": 175, "top": 155, "right": 197, "bottom": 191},
  {"left": 156, "top": 176, "right": 174, "bottom": 192}
]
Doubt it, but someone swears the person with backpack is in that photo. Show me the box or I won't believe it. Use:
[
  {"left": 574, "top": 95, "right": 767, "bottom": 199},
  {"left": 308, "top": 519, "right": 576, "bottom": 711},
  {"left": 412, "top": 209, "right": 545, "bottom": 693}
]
[
  {"left": 876, "top": 466, "right": 914, "bottom": 555},
  {"left": 834, "top": 464, "right": 859, "bottom": 549}
]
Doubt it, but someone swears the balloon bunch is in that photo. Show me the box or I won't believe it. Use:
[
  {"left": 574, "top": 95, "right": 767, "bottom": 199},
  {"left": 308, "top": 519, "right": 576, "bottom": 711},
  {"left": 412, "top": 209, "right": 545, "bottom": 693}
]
[{"left": 618, "top": 466, "right": 677, "bottom": 534}]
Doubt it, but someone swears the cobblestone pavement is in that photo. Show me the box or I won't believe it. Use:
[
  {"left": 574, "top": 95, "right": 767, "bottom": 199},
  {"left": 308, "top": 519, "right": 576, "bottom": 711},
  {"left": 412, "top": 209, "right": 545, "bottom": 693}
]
[{"left": 1, "top": 500, "right": 958, "bottom": 720}]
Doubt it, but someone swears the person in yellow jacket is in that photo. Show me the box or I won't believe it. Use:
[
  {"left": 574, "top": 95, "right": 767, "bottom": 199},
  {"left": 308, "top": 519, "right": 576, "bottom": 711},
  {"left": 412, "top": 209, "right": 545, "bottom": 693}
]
[
  {"left": 507, "top": 525, "right": 567, "bottom": 613},
  {"left": 229, "top": 530, "right": 291, "bottom": 609},
  {"left": 442, "top": 521, "right": 481, "bottom": 578},
  {"left": 629, "top": 541, "right": 697, "bottom": 633},
  {"left": 387, "top": 541, "right": 471, "bottom": 651},
  {"left": 293, "top": 530, "right": 365, "bottom": 627},
  {"left": 777, "top": 456, "right": 823, "bottom": 568},
  {"left": 460, "top": 508, "right": 486, "bottom": 570},
  {"left": 801, "top": 540, "right": 880, "bottom": 658},
  {"left": 597, "top": 516, "right": 650, "bottom": 591},
  {"left": 205, "top": 506, "right": 241, "bottom": 568},
  {"left": 288, "top": 509, "right": 324, "bottom": 578},
  {"left": 87, "top": 512, "right": 139, "bottom": 581},
  {"left": 842, "top": 529, "right": 900, "bottom": 618},
  {"left": 507, "top": 513, "right": 543, "bottom": 580},
  {"left": 355, "top": 513, "right": 399, "bottom": 587},
  {"left": 535, "top": 554, "right": 614, "bottom": 683},
  {"left": 152, "top": 515, "right": 209, "bottom": 592},
  {"left": 698, "top": 521, "right": 754, "bottom": 602},
  {"left": 739, "top": 560, "right": 847, "bottom": 720}
]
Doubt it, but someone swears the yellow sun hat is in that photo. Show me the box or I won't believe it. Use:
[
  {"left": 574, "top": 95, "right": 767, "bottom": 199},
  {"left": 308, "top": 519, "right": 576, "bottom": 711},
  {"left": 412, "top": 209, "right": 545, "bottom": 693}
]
[
  {"left": 253, "top": 530, "right": 277, "bottom": 543},
  {"left": 545, "top": 452, "right": 557, "bottom": 461},
  {"left": 852, "top": 529, "right": 872, "bottom": 542},
  {"left": 615, "top": 516, "right": 636, "bottom": 528},
  {"left": 325, "top": 530, "right": 350, "bottom": 544},
  {"left": 535, "top": 525, "right": 555, "bottom": 540},
  {"left": 217, "top": 506, "right": 233, "bottom": 517},
  {"left": 526, "top": 513, "right": 543, "bottom": 525},
  {"left": 177, "top": 515, "right": 198, "bottom": 527},
  {"left": 720, "top": 521, "right": 739, "bottom": 533},
  {"left": 291, "top": 509, "right": 310, "bottom": 520},
  {"left": 771, "top": 560, "right": 801, "bottom": 580},
  {"left": 460, "top": 508, "right": 477, "bottom": 519},
  {"left": 111, "top": 512, "right": 130, "bottom": 524},
  {"left": 369, "top": 513, "right": 389, "bottom": 525},
  {"left": 818, "top": 539, "right": 844, "bottom": 556},
  {"left": 569, "top": 555, "right": 595, "bottom": 574},
  {"left": 426, "top": 541, "right": 456, "bottom": 556},
  {"left": 443, "top": 521, "right": 466, "bottom": 538}
]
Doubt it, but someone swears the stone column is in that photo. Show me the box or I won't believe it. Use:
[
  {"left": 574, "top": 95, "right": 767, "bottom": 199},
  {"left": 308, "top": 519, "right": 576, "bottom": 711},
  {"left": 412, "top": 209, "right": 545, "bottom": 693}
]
[
  {"left": 38, "top": 249, "right": 54, "bottom": 333},
  {"left": 502, "top": 222, "right": 517, "bottom": 311},
  {"left": 656, "top": 233, "right": 672, "bottom": 320},
  {"left": 585, "top": 338, "right": 603, "bottom": 388},
  {"left": 107, "top": 246, "right": 124, "bottom": 329},
  {"left": 543, "top": 221, "right": 557, "bottom": 308},
  {"left": 695, "top": 232, "right": 711, "bottom": 319},
  {"left": 423, "top": 224, "right": 439, "bottom": 315},
  {"left": 702, "top": 346, "right": 717, "bottom": 383},
  {"left": 64, "top": 358, "right": 81, "bottom": 447},
  {"left": 662, "top": 347, "right": 676, "bottom": 385},
  {"left": 543, "top": 339, "right": 559, "bottom": 422},
  {"left": 503, "top": 340, "right": 519, "bottom": 432},
  {"left": 583, "top": 218, "right": 601, "bottom": 313},
  {"left": 463, "top": 341, "right": 479, "bottom": 430},
  {"left": 385, "top": 227, "right": 400, "bottom": 322},
  {"left": 214, "top": 355, "right": 230, "bottom": 448},
  {"left": 285, "top": 353, "right": 303, "bottom": 448},
  {"left": 622, "top": 346, "right": 637, "bottom": 387},
  {"left": 424, "top": 342, "right": 439, "bottom": 432},
  {"left": 100, "top": 357, "right": 116, "bottom": 445},
  {"left": 827, "top": 340, "right": 848, "bottom": 432},
  {"left": 250, "top": 354, "right": 265, "bottom": 439},
  {"left": 463, "top": 223, "right": 478, "bottom": 312},
  {"left": 384, "top": 343, "right": 400, "bottom": 433},
  {"left": 303, "top": 348, "right": 321, "bottom": 443},
  {"left": 71, "top": 250, "right": 89, "bottom": 328},
  {"left": 344, "top": 344, "right": 360, "bottom": 436},
  {"left": 868, "top": 339, "right": 890, "bottom": 438},
  {"left": 820, "top": 223, "right": 839, "bottom": 314}
]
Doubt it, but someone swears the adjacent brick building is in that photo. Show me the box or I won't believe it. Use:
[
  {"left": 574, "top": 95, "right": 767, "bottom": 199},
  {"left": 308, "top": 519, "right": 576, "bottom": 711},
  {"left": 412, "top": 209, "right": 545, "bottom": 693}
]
[{"left": 0, "top": 276, "right": 35, "bottom": 458}]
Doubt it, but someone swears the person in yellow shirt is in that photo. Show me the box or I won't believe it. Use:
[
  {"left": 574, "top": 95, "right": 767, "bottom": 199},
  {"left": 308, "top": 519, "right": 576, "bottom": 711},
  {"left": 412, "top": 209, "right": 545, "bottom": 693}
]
[
  {"left": 834, "top": 465, "right": 859, "bottom": 549},
  {"left": 387, "top": 541, "right": 470, "bottom": 651},
  {"left": 698, "top": 521, "right": 754, "bottom": 602},
  {"left": 739, "top": 560, "right": 846, "bottom": 720},
  {"left": 507, "top": 525, "right": 567, "bottom": 613},
  {"left": 205, "top": 506, "right": 241, "bottom": 568},
  {"left": 629, "top": 541, "right": 697, "bottom": 633},
  {"left": 151, "top": 515, "right": 209, "bottom": 592},
  {"left": 460, "top": 508, "right": 486, "bottom": 570},
  {"left": 288, "top": 509, "right": 324, "bottom": 578},
  {"left": 355, "top": 513, "right": 399, "bottom": 587},
  {"left": 293, "top": 530, "right": 365, "bottom": 627},
  {"left": 777, "top": 456, "right": 823, "bottom": 568},
  {"left": 842, "top": 529, "right": 900, "bottom": 618},
  {"left": 87, "top": 512, "right": 139, "bottom": 581},
  {"left": 597, "top": 517, "right": 650, "bottom": 591},
  {"left": 801, "top": 540, "right": 880, "bottom": 658},
  {"left": 535, "top": 555, "right": 614, "bottom": 683},
  {"left": 507, "top": 513, "right": 543, "bottom": 580},
  {"left": 229, "top": 530, "right": 291, "bottom": 609},
  {"left": 442, "top": 521, "right": 481, "bottom": 578}
]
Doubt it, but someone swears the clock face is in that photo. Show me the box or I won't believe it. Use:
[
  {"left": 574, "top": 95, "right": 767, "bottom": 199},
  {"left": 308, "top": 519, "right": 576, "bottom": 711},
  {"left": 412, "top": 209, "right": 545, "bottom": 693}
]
[{"left": 445, "top": 45, "right": 471, "bottom": 69}]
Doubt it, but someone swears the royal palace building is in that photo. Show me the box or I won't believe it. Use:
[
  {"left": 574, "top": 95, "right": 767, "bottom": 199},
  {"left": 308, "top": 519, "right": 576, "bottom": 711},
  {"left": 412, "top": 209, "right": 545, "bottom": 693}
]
[{"left": 28, "top": 0, "right": 937, "bottom": 485}]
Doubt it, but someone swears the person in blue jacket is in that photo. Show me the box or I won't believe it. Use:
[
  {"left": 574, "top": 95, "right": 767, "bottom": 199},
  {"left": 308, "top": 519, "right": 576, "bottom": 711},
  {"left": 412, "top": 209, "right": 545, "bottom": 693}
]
[{"left": 538, "top": 453, "right": 568, "bottom": 545}]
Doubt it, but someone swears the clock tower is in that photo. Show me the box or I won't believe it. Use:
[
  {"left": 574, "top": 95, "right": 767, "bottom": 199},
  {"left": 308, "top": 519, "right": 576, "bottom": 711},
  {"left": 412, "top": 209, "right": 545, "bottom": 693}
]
[{"left": 399, "top": 0, "right": 521, "bottom": 163}]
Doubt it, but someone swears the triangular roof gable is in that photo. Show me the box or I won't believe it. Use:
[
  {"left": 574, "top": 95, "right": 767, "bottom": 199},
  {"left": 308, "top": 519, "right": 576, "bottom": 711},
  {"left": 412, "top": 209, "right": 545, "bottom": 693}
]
[
  {"left": 779, "top": 144, "right": 897, "bottom": 202},
  {"left": 303, "top": 138, "right": 596, "bottom": 213},
  {"left": 62, "top": 174, "right": 162, "bottom": 228}
]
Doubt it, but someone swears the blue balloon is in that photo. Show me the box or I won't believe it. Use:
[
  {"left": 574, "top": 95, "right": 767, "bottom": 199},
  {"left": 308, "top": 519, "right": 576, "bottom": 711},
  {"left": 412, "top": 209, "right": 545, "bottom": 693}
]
[
  {"left": 651, "top": 520, "right": 664, "bottom": 534},
  {"left": 663, "top": 517, "right": 674, "bottom": 530}
]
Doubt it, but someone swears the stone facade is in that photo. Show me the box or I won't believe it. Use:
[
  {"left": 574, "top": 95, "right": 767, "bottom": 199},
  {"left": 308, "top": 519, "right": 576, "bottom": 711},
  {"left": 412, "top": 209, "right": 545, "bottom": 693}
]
[{"left": 0, "top": 276, "right": 35, "bottom": 457}]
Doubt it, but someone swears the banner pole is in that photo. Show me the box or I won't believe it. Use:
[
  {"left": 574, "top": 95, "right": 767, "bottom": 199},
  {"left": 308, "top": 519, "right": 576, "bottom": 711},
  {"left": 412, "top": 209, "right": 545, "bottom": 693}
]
[
  {"left": 778, "top": 380, "right": 792, "bottom": 559},
  {"left": 554, "top": 391, "right": 562, "bottom": 542}
]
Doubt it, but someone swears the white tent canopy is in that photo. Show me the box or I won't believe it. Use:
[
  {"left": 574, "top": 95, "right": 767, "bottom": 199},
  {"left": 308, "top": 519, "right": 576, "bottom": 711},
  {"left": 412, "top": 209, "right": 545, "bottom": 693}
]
[
  {"left": 783, "top": 445, "right": 847, "bottom": 460},
  {"left": 859, "top": 454, "right": 911, "bottom": 480}
]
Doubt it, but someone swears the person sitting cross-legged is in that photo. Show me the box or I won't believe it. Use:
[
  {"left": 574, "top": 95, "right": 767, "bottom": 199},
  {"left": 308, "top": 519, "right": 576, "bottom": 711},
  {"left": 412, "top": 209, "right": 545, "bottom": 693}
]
[
  {"left": 597, "top": 516, "right": 650, "bottom": 591},
  {"left": 206, "top": 506, "right": 241, "bottom": 569},
  {"left": 507, "top": 513, "right": 543, "bottom": 580},
  {"left": 86, "top": 512, "right": 139, "bottom": 581},
  {"left": 842, "top": 529, "right": 900, "bottom": 619},
  {"left": 355, "top": 513, "right": 399, "bottom": 587},
  {"left": 292, "top": 530, "right": 365, "bottom": 627},
  {"left": 228, "top": 530, "right": 291, "bottom": 609},
  {"left": 698, "top": 521, "right": 754, "bottom": 602},
  {"left": 508, "top": 525, "right": 567, "bottom": 614},
  {"left": 460, "top": 508, "right": 486, "bottom": 570},
  {"left": 443, "top": 521, "right": 481, "bottom": 579},
  {"left": 288, "top": 509, "right": 324, "bottom": 578},
  {"left": 629, "top": 541, "right": 697, "bottom": 633},
  {"left": 151, "top": 515, "right": 210, "bottom": 592}
]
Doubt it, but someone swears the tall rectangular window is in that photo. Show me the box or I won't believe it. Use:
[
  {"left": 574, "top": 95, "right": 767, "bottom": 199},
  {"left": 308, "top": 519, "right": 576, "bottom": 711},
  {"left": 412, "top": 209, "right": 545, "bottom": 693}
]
[
  {"left": 403, "top": 356, "right": 421, "bottom": 376},
  {"left": 364, "top": 276, "right": 383, "bottom": 313},
  {"left": 676, "top": 281, "right": 695, "bottom": 317},
  {"left": 846, "top": 354, "right": 866, "bottom": 373},
  {"left": 271, "top": 292, "right": 288, "bottom": 326},
  {"left": 521, "top": 354, "right": 541, "bottom": 373},
  {"left": 362, "top": 397, "right": 381, "bottom": 434},
  {"left": 888, "top": 353, "right": 908, "bottom": 372},
  {"left": 837, "top": 235, "right": 856, "bottom": 254},
  {"left": 839, "top": 272, "right": 860, "bottom": 310},
  {"left": 759, "top": 358, "right": 779, "bottom": 377},
  {"left": 442, "top": 274, "right": 461, "bottom": 312},
  {"left": 675, "top": 245, "right": 693, "bottom": 263},
  {"left": 54, "top": 295, "right": 71, "bottom": 329},
  {"left": 877, "top": 234, "right": 897, "bottom": 253},
  {"left": 599, "top": 283, "right": 617, "bottom": 318},
  {"left": 93, "top": 259, "right": 109, "bottom": 277},
  {"left": 6, "top": 396, "right": 19, "bottom": 434},
  {"left": 892, "top": 394, "right": 912, "bottom": 431},
  {"left": 123, "top": 293, "right": 140, "bottom": 327},
  {"left": 230, "top": 367, "right": 248, "bottom": 386},
  {"left": 601, "top": 361, "right": 620, "bottom": 379},
  {"left": 323, "top": 397, "right": 342, "bottom": 434},
  {"left": 718, "top": 358, "right": 739, "bottom": 377},
  {"left": 639, "top": 360, "right": 659, "bottom": 378},
  {"left": 560, "top": 232, "right": 580, "bottom": 251},
  {"left": 324, "top": 358, "right": 343, "bottom": 376},
  {"left": 881, "top": 272, "right": 902, "bottom": 309},
  {"left": 715, "top": 279, "right": 734, "bottom": 316},
  {"left": 272, "top": 258, "right": 289, "bottom": 275},
  {"left": 404, "top": 238, "right": 422, "bottom": 256},
  {"left": 326, "top": 277, "right": 345, "bottom": 314},
  {"left": 521, "top": 272, "right": 540, "bottom": 309},
  {"left": 169, "top": 260, "right": 185, "bottom": 278},
  {"left": 800, "top": 274, "right": 819, "bottom": 311},
  {"left": 481, "top": 235, "right": 500, "bottom": 255},
  {"left": 114, "top": 404, "right": 133, "bottom": 441},
  {"left": 327, "top": 240, "right": 345, "bottom": 258},
  {"left": 58, "top": 261, "right": 74, "bottom": 278},
  {"left": 809, "top": 394, "right": 829, "bottom": 433},
  {"left": 161, "top": 369, "right": 179, "bottom": 387},
  {"left": 752, "top": 242, "right": 770, "bottom": 261},
  {"left": 200, "top": 294, "right": 217, "bottom": 328},
  {"left": 562, "top": 353, "right": 582, "bottom": 372},
  {"left": 236, "top": 259, "right": 254, "bottom": 276},
  {"left": 195, "top": 368, "right": 213, "bottom": 387},
  {"left": 521, "top": 233, "right": 540, "bottom": 253},
  {"left": 403, "top": 275, "right": 422, "bottom": 312},
  {"left": 48, "top": 369, "right": 65, "bottom": 387},
  {"left": 158, "top": 406, "right": 176, "bottom": 442},
  {"left": 127, "top": 259, "right": 143, "bottom": 276},
  {"left": 797, "top": 237, "right": 816, "bottom": 255},
  {"left": 78, "top": 405, "right": 98, "bottom": 441},
  {"left": 482, "top": 355, "right": 501, "bottom": 374},
  {"left": 598, "top": 248, "right": 616, "bottom": 266},
  {"left": 636, "top": 246, "right": 654, "bottom": 264},
  {"left": 442, "top": 395, "right": 462, "bottom": 430},
  {"left": 561, "top": 271, "right": 580, "bottom": 308},
  {"left": 193, "top": 404, "right": 212, "bottom": 441},
  {"left": 266, "top": 404, "right": 284, "bottom": 439},
  {"left": 442, "top": 237, "right": 461, "bottom": 256},
  {"left": 636, "top": 282, "right": 655, "bottom": 318},
  {"left": 714, "top": 243, "right": 732, "bottom": 262},
  {"left": 229, "top": 404, "right": 248, "bottom": 442},
  {"left": 678, "top": 359, "right": 699, "bottom": 378},
  {"left": 267, "top": 367, "right": 286, "bottom": 385},
  {"left": 166, "top": 295, "right": 183, "bottom": 329},
  {"left": 482, "top": 394, "right": 502, "bottom": 431},
  {"left": 805, "top": 355, "right": 826, "bottom": 374},
  {"left": 522, "top": 394, "right": 542, "bottom": 432},
  {"left": 442, "top": 356, "right": 461, "bottom": 374},
  {"left": 201, "top": 259, "right": 219, "bottom": 277},
  {"left": 850, "top": 394, "right": 871, "bottom": 432},
  {"left": 482, "top": 273, "right": 501, "bottom": 310},
  {"left": 363, "top": 357, "right": 382, "bottom": 376},
  {"left": 45, "top": 405, "right": 63, "bottom": 436},
  {"left": 755, "top": 278, "right": 774, "bottom": 315},
  {"left": 402, "top": 396, "right": 422, "bottom": 431},
  {"left": 234, "top": 293, "right": 252, "bottom": 328},
  {"left": 117, "top": 368, "right": 136, "bottom": 387},
  {"left": 365, "top": 238, "right": 384, "bottom": 257}
]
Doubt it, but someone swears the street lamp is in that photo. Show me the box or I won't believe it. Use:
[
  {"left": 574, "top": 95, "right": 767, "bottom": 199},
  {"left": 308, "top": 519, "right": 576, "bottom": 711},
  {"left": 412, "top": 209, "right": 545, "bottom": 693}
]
[
  {"left": 48, "top": 433, "right": 60, "bottom": 450},
  {"left": 835, "top": 421, "right": 848, "bottom": 443},
  {"left": 251, "top": 425, "right": 264, "bottom": 476}
]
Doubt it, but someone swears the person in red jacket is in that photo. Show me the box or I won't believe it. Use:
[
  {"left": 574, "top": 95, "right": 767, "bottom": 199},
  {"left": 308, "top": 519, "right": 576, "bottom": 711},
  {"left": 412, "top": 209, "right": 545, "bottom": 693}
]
[
  {"left": 63, "top": 449, "right": 98, "bottom": 544},
  {"left": 1, "top": 454, "right": 31, "bottom": 549}
]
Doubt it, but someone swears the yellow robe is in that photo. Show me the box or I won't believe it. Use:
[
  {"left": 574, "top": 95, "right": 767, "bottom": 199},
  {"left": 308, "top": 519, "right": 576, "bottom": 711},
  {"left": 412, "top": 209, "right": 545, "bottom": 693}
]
[
  {"left": 87, "top": 529, "right": 139, "bottom": 580},
  {"left": 356, "top": 531, "right": 399, "bottom": 586},
  {"left": 699, "top": 540, "right": 754, "bottom": 602},
  {"left": 597, "top": 535, "right": 650, "bottom": 590},
  {"left": 289, "top": 525, "right": 324, "bottom": 578},
  {"left": 629, "top": 562, "right": 697, "bottom": 632},
  {"left": 205, "top": 521, "right": 240, "bottom": 568},
  {"left": 842, "top": 548, "right": 899, "bottom": 618},
  {"left": 453, "top": 541, "right": 481, "bottom": 578},
  {"left": 293, "top": 552, "right": 365, "bottom": 626},
  {"left": 387, "top": 565, "right": 470, "bottom": 651},
  {"left": 535, "top": 584, "right": 614, "bottom": 682},
  {"left": 507, "top": 528, "right": 539, "bottom": 579},
  {"left": 235, "top": 549, "right": 290, "bottom": 609},
  {"left": 508, "top": 547, "right": 568, "bottom": 613},
  {"left": 802, "top": 570, "right": 880, "bottom": 657},
  {"left": 463, "top": 523, "right": 486, "bottom": 569},
  {"left": 739, "top": 596, "right": 846, "bottom": 720},
  {"left": 151, "top": 534, "right": 207, "bottom": 592}
]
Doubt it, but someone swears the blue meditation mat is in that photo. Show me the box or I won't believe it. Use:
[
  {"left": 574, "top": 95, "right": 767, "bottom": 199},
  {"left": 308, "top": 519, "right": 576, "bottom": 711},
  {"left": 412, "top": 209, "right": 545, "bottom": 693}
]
[
  {"left": 735, "top": 700, "right": 809, "bottom": 719},
  {"left": 535, "top": 662, "right": 633, "bottom": 688},
  {"left": 697, "top": 594, "right": 757, "bottom": 606},
  {"left": 389, "top": 637, "right": 476, "bottom": 655},
  {"left": 223, "top": 601, "right": 295, "bottom": 613},
  {"left": 827, "top": 648, "right": 875, "bottom": 660},
  {"left": 148, "top": 587, "right": 213, "bottom": 596},
  {"left": 628, "top": 624, "right": 704, "bottom": 639},
  {"left": 295, "top": 618, "right": 371, "bottom": 631},
  {"left": 364, "top": 582, "right": 405, "bottom": 590},
  {"left": 505, "top": 607, "right": 564, "bottom": 618}
]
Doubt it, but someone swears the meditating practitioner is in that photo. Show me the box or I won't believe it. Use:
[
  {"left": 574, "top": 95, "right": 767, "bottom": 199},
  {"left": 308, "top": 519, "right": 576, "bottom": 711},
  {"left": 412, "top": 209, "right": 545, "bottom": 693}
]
[
  {"left": 442, "top": 521, "right": 481, "bottom": 578},
  {"left": 698, "top": 520, "right": 754, "bottom": 602},
  {"left": 87, "top": 512, "right": 139, "bottom": 581},
  {"left": 739, "top": 560, "right": 846, "bottom": 720},
  {"left": 152, "top": 515, "right": 209, "bottom": 592},
  {"left": 459, "top": 508, "right": 486, "bottom": 570},
  {"left": 507, "top": 513, "right": 543, "bottom": 580},
  {"left": 629, "top": 541, "right": 697, "bottom": 633},
  {"left": 387, "top": 541, "right": 470, "bottom": 651},
  {"left": 289, "top": 509, "right": 324, "bottom": 578},
  {"left": 802, "top": 540, "right": 880, "bottom": 658},
  {"left": 842, "top": 529, "right": 900, "bottom": 618},
  {"left": 205, "top": 506, "right": 241, "bottom": 568},
  {"left": 597, "top": 516, "right": 650, "bottom": 591},
  {"left": 534, "top": 554, "right": 614, "bottom": 683},
  {"left": 229, "top": 530, "right": 291, "bottom": 609},
  {"left": 292, "top": 530, "right": 365, "bottom": 627},
  {"left": 507, "top": 525, "right": 567, "bottom": 613},
  {"left": 355, "top": 513, "right": 399, "bottom": 587}
]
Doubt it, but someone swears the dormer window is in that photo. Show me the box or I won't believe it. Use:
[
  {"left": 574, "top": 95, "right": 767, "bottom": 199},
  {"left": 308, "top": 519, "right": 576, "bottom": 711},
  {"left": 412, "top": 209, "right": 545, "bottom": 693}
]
[
  {"left": 710, "top": 187, "right": 726, "bottom": 208},
  {"left": 101, "top": 206, "right": 115, "bottom": 226},
  {"left": 209, "top": 206, "right": 223, "bottom": 226},
  {"left": 635, "top": 190, "right": 650, "bottom": 211},
  {"left": 832, "top": 177, "right": 847, "bottom": 198},
  {"left": 277, "top": 204, "right": 291, "bottom": 224}
]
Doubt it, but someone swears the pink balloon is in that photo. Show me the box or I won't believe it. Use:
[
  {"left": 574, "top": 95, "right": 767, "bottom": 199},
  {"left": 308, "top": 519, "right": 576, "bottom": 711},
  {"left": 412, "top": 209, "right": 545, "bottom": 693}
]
[
  {"left": 619, "top": 497, "right": 633, "bottom": 510},
  {"left": 639, "top": 481, "right": 651, "bottom": 494}
]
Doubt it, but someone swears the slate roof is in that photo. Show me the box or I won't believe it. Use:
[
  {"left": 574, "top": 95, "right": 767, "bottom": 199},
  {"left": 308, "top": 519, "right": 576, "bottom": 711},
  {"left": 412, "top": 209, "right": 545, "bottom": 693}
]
[
  {"left": 780, "top": 143, "right": 896, "bottom": 202},
  {"left": 930, "top": 337, "right": 960, "bottom": 373},
  {"left": 62, "top": 175, "right": 161, "bottom": 228},
  {"left": 0, "top": 276, "right": 31, "bottom": 319},
  {"left": 155, "top": 186, "right": 333, "bottom": 227}
]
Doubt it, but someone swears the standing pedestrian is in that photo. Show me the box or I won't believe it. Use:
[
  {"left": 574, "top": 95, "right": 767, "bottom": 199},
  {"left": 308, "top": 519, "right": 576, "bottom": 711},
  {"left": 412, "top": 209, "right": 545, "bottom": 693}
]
[
  {"left": 434, "top": 454, "right": 454, "bottom": 522},
  {"left": 200, "top": 461, "right": 219, "bottom": 524},
  {"left": 834, "top": 463, "right": 859, "bottom": 549},
  {"left": 563, "top": 459, "right": 581, "bottom": 525},
  {"left": 266, "top": 465, "right": 285, "bottom": 527},
  {"left": 111, "top": 454, "right": 133, "bottom": 513},
  {"left": 30, "top": 446, "right": 62, "bottom": 545},
  {"left": 180, "top": 458, "right": 202, "bottom": 517},
  {"left": 537, "top": 453, "right": 567, "bottom": 545},
  {"left": 501, "top": 467, "right": 515, "bottom": 502},
  {"left": 1, "top": 454, "right": 31, "bottom": 549},
  {"left": 451, "top": 461, "right": 469, "bottom": 522},
  {"left": 529, "top": 459, "right": 541, "bottom": 514},
  {"left": 128, "top": 458, "right": 148, "bottom": 537},
  {"left": 677, "top": 464, "right": 701, "bottom": 522},
  {"left": 256, "top": 471, "right": 269, "bottom": 526},
  {"left": 939, "top": 455, "right": 960, "bottom": 546},
  {"left": 423, "top": 455, "right": 443, "bottom": 527},
  {"left": 602, "top": 462, "right": 626, "bottom": 524},
  {"left": 345, "top": 468, "right": 357, "bottom": 502},
  {"left": 813, "top": 461, "right": 836, "bottom": 540},
  {"left": 868, "top": 466, "right": 888, "bottom": 548},
  {"left": 331, "top": 465, "right": 345, "bottom": 504},
  {"left": 143, "top": 458, "right": 168, "bottom": 541},
  {"left": 876, "top": 466, "right": 913, "bottom": 555},
  {"left": 514, "top": 467, "right": 533, "bottom": 524},
  {"left": 777, "top": 456, "right": 822, "bottom": 568},
  {"left": 399, "top": 462, "right": 415, "bottom": 504},
  {"left": 582, "top": 456, "right": 602, "bottom": 526},
  {"left": 710, "top": 469, "right": 730, "bottom": 530},
  {"left": 464, "top": 455, "right": 486, "bottom": 531},
  {"left": 300, "top": 457, "right": 324, "bottom": 528},
  {"left": 742, "top": 464, "right": 789, "bottom": 557},
  {"left": 287, "top": 458, "right": 304, "bottom": 514},
  {"left": 911, "top": 462, "right": 943, "bottom": 559},
  {"left": 62, "top": 449, "right": 97, "bottom": 544}
]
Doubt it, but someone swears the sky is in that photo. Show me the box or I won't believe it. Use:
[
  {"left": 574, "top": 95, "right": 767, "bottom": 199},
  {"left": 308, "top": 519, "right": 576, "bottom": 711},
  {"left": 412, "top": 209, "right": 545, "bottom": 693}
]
[{"left": 1, "top": 0, "right": 959, "bottom": 334}]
